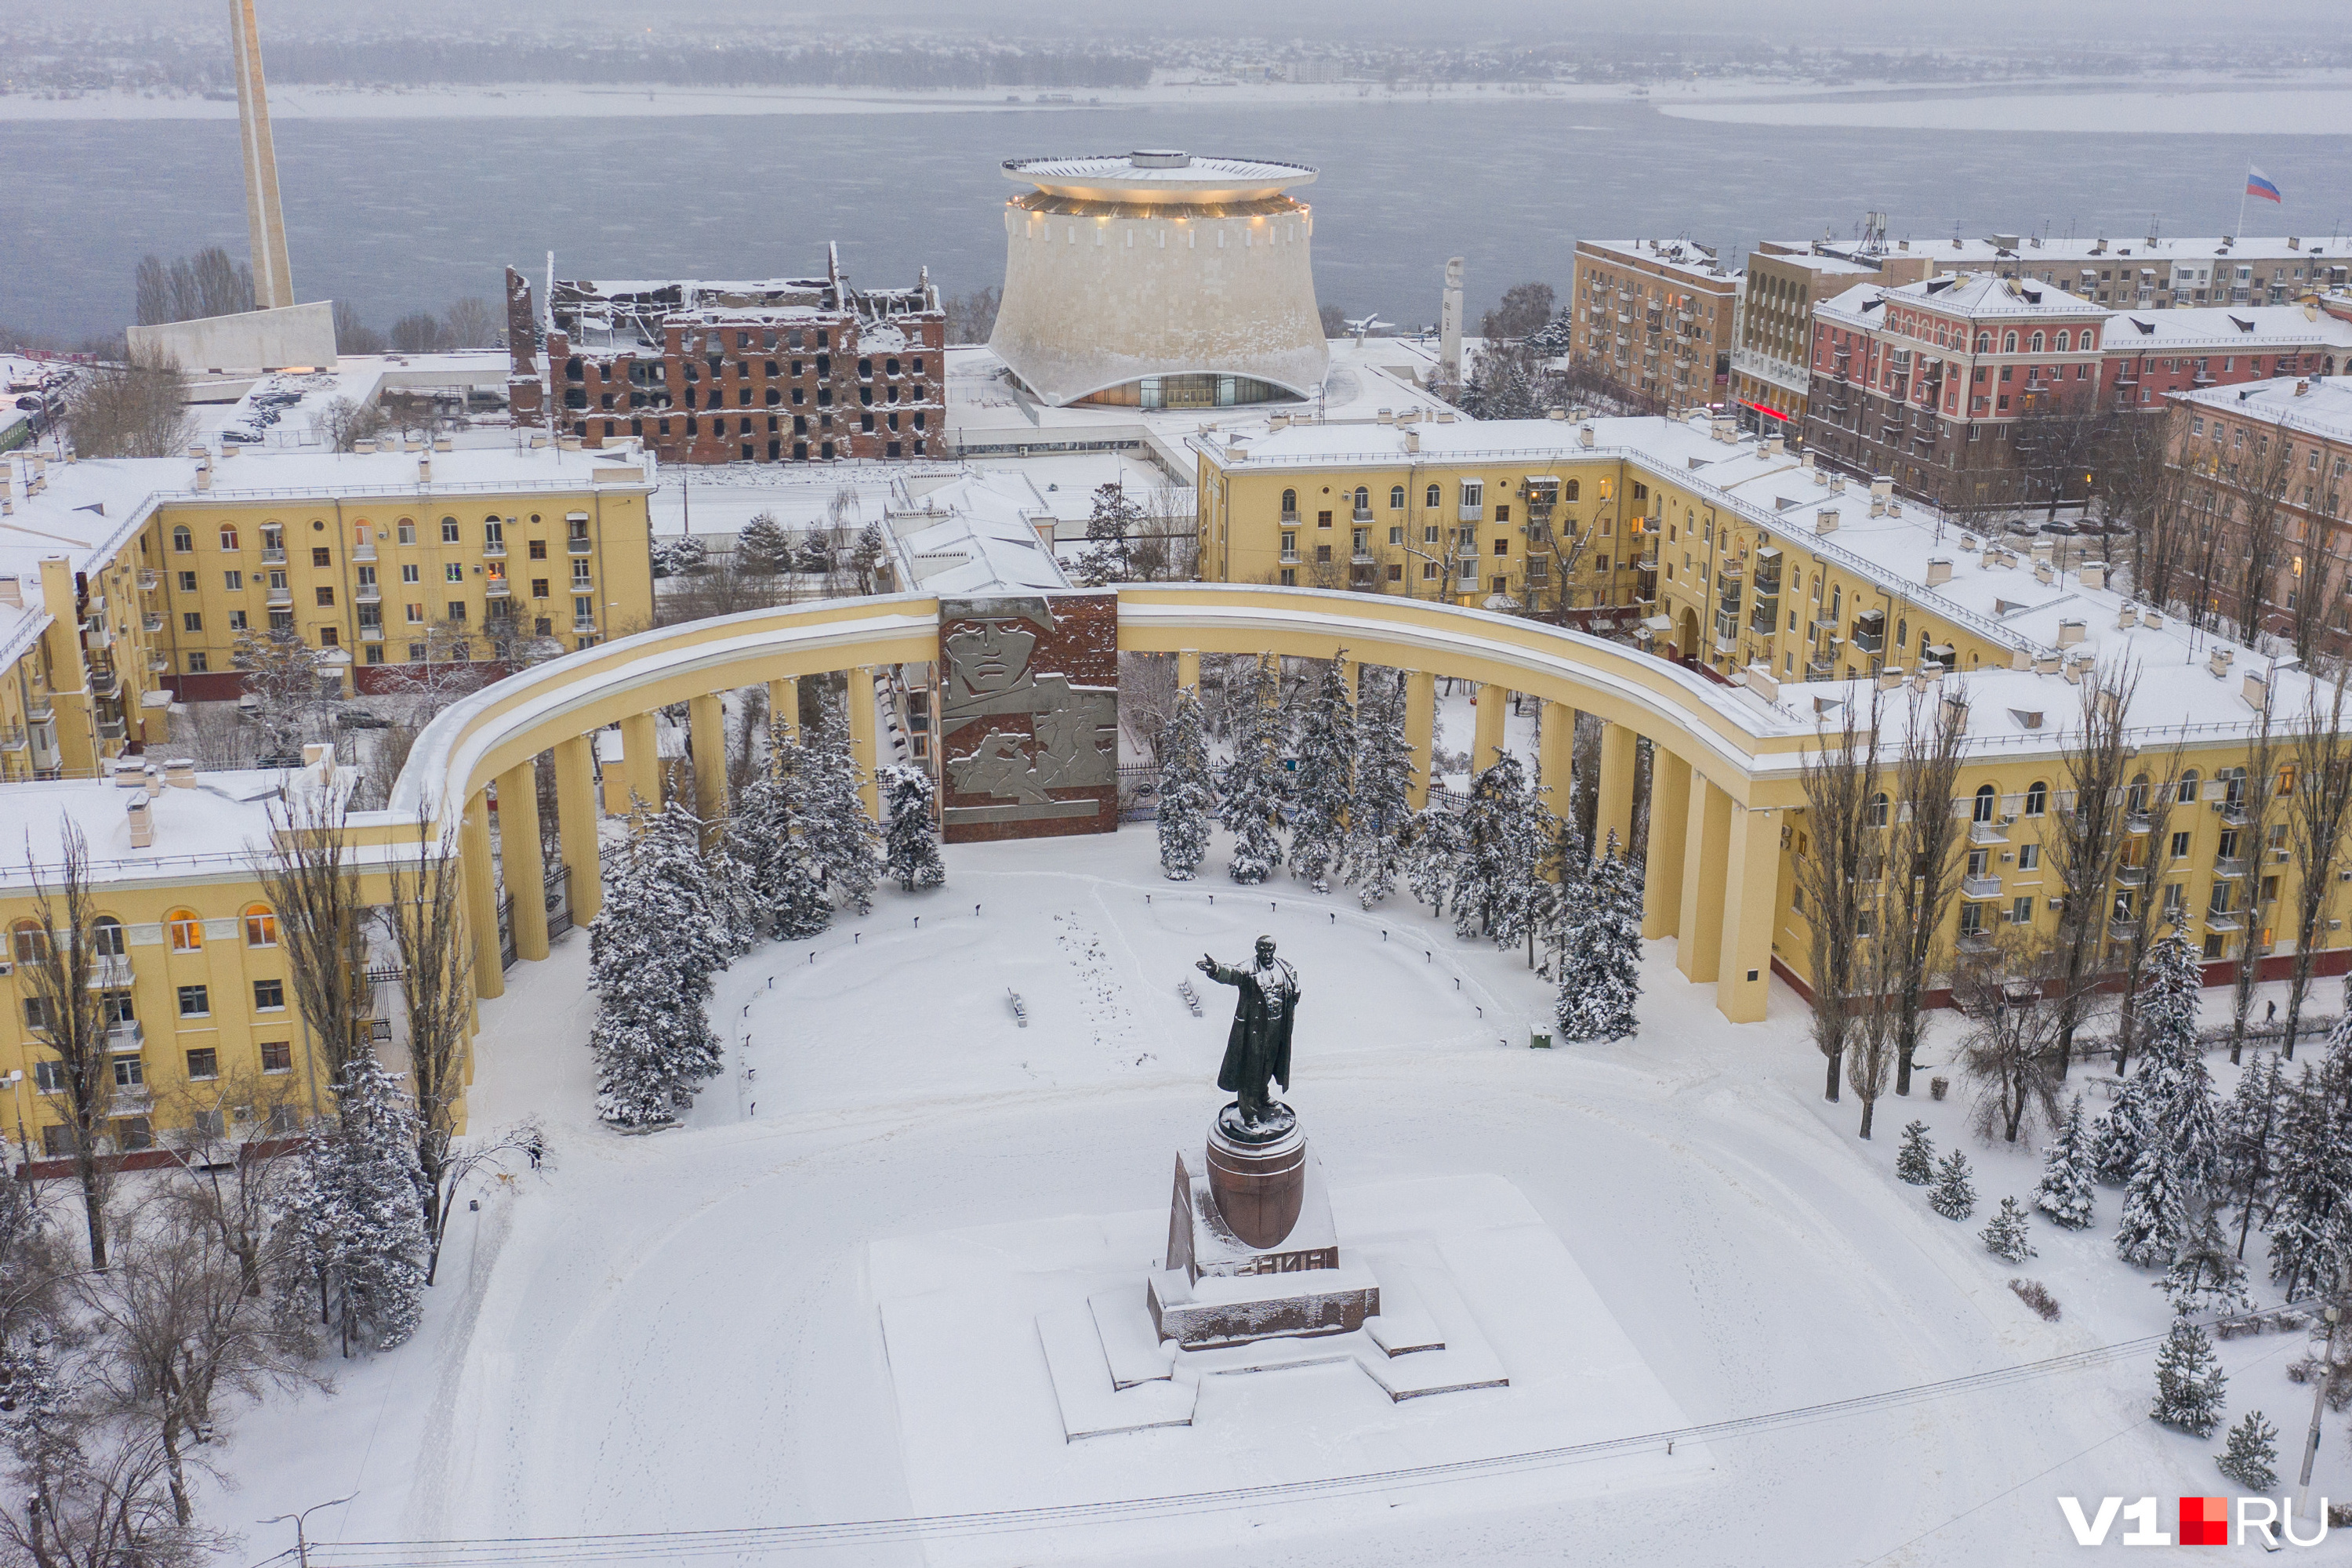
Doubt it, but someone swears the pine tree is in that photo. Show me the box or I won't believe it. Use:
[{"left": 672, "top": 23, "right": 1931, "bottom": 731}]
[
  {"left": 1156, "top": 688, "right": 1215, "bottom": 881},
  {"left": 589, "top": 802, "right": 728, "bottom": 1126},
  {"left": 2100, "top": 934, "right": 2203, "bottom": 1183},
  {"left": 800, "top": 695, "right": 881, "bottom": 915},
  {"left": 1338, "top": 670, "right": 1416, "bottom": 908},
  {"left": 1896, "top": 1120, "right": 1936, "bottom": 1185},
  {"left": 277, "top": 1057, "right": 430, "bottom": 1354},
  {"left": 2220, "top": 1051, "right": 2285, "bottom": 1254},
  {"left": 1406, "top": 804, "right": 1463, "bottom": 916},
  {"left": 2151, "top": 1314, "right": 2227, "bottom": 1436},
  {"left": 2161, "top": 1202, "right": 2252, "bottom": 1316},
  {"left": 2216, "top": 1410, "right": 2279, "bottom": 1491},
  {"left": 1980, "top": 1196, "right": 2037, "bottom": 1263},
  {"left": 2116, "top": 1134, "right": 2190, "bottom": 1268},
  {"left": 1928, "top": 1149, "right": 1977, "bottom": 1219},
  {"left": 1454, "top": 750, "right": 1547, "bottom": 945},
  {"left": 1286, "top": 656, "right": 1357, "bottom": 892},
  {"left": 1555, "top": 835, "right": 1642, "bottom": 1043},
  {"left": 2034, "top": 1095, "right": 2099, "bottom": 1229},
  {"left": 851, "top": 521, "right": 891, "bottom": 593},
  {"left": 727, "top": 733, "right": 832, "bottom": 942},
  {"left": 880, "top": 764, "right": 946, "bottom": 891},
  {"left": 1218, "top": 658, "right": 1284, "bottom": 885},
  {"left": 1075, "top": 481, "right": 1142, "bottom": 585},
  {"left": 2268, "top": 1043, "right": 2352, "bottom": 1297},
  {"left": 736, "top": 510, "right": 792, "bottom": 574}
]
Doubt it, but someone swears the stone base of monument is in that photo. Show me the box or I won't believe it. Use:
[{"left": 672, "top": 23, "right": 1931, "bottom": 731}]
[{"left": 1147, "top": 1112, "right": 1381, "bottom": 1348}]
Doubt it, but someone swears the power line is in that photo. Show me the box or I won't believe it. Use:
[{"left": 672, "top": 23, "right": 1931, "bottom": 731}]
[{"left": 295, "top": 1316, "right": 2230, "bottom": 1566}]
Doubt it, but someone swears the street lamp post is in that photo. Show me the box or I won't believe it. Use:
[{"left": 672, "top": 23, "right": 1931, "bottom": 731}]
[{"left": 262, "top": 1490, "right": 358, "bottom": 1568}]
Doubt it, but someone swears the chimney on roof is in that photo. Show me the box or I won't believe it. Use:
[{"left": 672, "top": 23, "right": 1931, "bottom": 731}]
[
  {"left": 1926, "top": 557, "right": 1952, "bottom": 586},
  {"left": 165, "top": 758, "right": 197, "bottom": 789},
  {"left": 2081, "top": 561, "right": 2108, "bottom": 591},
  {"left": 2209, "top": 648, "right": 2234, "bottom": 678},
  {"left": 125, "top": 797, "right": 154, "bottom": 850}
]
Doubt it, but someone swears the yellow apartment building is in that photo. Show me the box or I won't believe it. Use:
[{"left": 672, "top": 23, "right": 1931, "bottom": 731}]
[
  {"left": 1, "top": 441, "right": 657, "bottom": 776},
  {"left": 2, "top": 757, "right": 367, "bottom": 1160}
]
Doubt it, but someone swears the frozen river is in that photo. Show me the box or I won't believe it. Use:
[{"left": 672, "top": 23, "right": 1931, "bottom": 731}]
[{"left": 5, "top": 89, "right": 2348, "bottom": 339}]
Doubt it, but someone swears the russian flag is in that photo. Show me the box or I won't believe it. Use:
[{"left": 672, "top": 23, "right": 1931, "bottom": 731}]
[{"left": 2247, "top": 166, "right": 2284, "bottom": 204}]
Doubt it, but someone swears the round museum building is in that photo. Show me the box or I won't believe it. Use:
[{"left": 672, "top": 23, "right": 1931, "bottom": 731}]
[{"left": 988, "top": 151, "right": 1330, "bottom": 409}]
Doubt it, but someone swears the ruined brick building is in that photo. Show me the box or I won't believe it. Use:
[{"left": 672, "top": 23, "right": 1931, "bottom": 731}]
[{"left": 506, "top": 248, "right": 946, "bottom": 464}]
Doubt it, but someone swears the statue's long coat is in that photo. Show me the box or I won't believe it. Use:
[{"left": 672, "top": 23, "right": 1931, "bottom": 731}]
[{"left": 1207, "top": 958, "right": 1299, "bottom": 1097}]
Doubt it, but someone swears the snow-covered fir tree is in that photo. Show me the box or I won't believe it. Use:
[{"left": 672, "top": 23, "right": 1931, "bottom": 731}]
[
  {"left": 1928, "top": 1149, "right": 1977, "bottom": 1220},
  {"left": 2161, "top": 1201, "right": 2252, "bottom": 1316},
  {"left": 1075, "top": 481, "right": 1141, "bottom": 585},
  {"left": 736, "top": 510, "right": 792, "bottom": 574},
  {"left": 2033, "top": 1095, "right": 2098, "bottom": 1229},
  {"left": 1555, "top": 833, "right": 1642, "bottom": 1043},
  {"left": 589, "top": 802, "right": 728, "bottom": 1126},
  {"left": 1406, "top": 803, "right": 1464, "bottom": 918},
  {"left": 2100, "top": 934, "right": 2203, "bottom": 1183},
  {"left": 2267, "top": 1040, "right": 2352, "bottom": 1297},
  {"left": 1453, "top": 750, "right": 1548, "bottom": 945},
  {"left": 1285, "top": 655, "right": 1357, "bottom": 892},
  {"left": 2219, "top": 1051, "right": 2285, "bottom": 1246},
  {"left": 2216, "top": 1410, "right": 2279, "bottom": 1491},
  {"left": 2115, "top": 1134, "right": 2190, "bottom": 1268},
  {"left": 880, "top": 764, "right": 946, "bottom": 892},
  {"left": 2150, "top": 1314, "right": 2227, "bottom": 1436},
  {"left": 1154, "top": 688, "right": 1215, "bottom": 880},
  {"left": 1217, "top": 658, "right": 1285, "bottom": 885},
  {"left": 277, "top": 1056, "right": 430, "bottom": 1354},
  {"left": 1338, "top": 670, "right": 1416, "bottom": 908},
  {"left": 1896, "top": 1120, "right": 1936, "bottom": 1185},
  {"left": 727, "top": 731, "right": 833, "bottom": 942},
  {"left": 800, "top": 695, "right": 882, "bottom": 915},
  {"left": 1980, "top": 1196, "right": 2036, "bottom": 1264}
]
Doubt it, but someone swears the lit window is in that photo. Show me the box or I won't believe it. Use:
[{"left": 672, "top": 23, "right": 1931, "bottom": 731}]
[
  {"left": 243, "top": 906, "right": 278, "bottom": 947},
  {"left": 167, "top": 909, "right": 204, "bottom": 952}
]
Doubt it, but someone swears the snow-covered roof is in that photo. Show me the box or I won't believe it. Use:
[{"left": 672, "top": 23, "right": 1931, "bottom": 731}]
[
  {"left": 884, "top": 470, "right": 1071, "bottom": 595},
  {"left": 2172, "top": 374, "right": 2352, "bottom": 443},
  {"left": 2104, "top": 307, "right": 2352, "bottom": 354},
  {"left": 0, "top": 766, "right": 296, "bottom": 890},
  {"left": 1001, "top": 152, "right": 1316, "bottom": 203},
  {"left": 1577, "top": 239, "right": 1738, "bottom": 285},
  {"left": 1817, "top": 273, "right": 2107, "bottom": 328},
  {"left": 1806, "top": 234, "right": 2340, "bottom": 267}
]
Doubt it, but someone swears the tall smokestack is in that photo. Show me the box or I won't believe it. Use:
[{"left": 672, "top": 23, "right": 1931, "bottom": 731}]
[
  {"left": 230, "top": 0, "right": 296, "bottom": 312},
  {"left": 1439, "top": 256, "right": 1465, "bottom": 391}
]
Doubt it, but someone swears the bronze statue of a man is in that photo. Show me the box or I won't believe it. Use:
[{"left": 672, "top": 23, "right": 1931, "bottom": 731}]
[{"left": 1197, "top": 936, "right": 1299, "bottom": 1137}]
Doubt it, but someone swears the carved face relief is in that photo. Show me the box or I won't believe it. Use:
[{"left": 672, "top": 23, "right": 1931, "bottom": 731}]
[{"left": 942, "top": 618, "right": 1039, "bottom": 717}]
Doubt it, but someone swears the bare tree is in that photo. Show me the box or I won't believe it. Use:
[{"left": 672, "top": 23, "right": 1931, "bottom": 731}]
[
  {"left": 1, "top": 1414, "right": 227, "bottom": 1568},
  {"left": 2222, "top": 697, "right": 2281, "bottom": 1065},
  {"left": 232, "top": 627, "right": 347, "bottom": 764},
  {"left": 1478, "top": 281, "right": 1557, "bottom": 343},
  {"left": 1883, "top": 684, "right": 1970, "bottom": 1097},
  {"left": 2287, "top": 539, "right": 2344, "bottom": 670},
  {"left": 333, "top": 300, "right": 387, "bottom": 356},
  {"left": 2285, "top": 673, "right": 2352, "bottom": 1059},
  {"left": 945, "top": 286, "right": 1000, "bottom": 346},
  {"left": 2049, "top": 665, "right": 2138, "bottom": 1077},
  {"left": 2234, "top": 434, "right": 2297, "bottom": 649},
  {"left": 74, "top": 1201, "right": 321, "bottom": 1525},
  {"left": 19, "top": 821, "right": 118, "bottom": 1269},
  {"left": 1795, "top": 690, "right": 1886, "bottom": 1104},
  {"left": 64, "top": 352, "right": 191, "bottom": 459},
  {"left": 1951, "top": 935, "right": 2067, "bottom": 1144},
  {"left": 383, "top": 817, "right": 475, "bottom": 1279},
  {"left": 440, "top": 296, "right": 503, "bottom": 349},
  {"left": 388, "top": 313, "right": 450, "bottom": 354},
  {"left": 1846, "top": 936, "right": 1899, "bottom": 1140},
  {"left": 254, "top": 779, "right": 374, "bottom": 1099},
  {"left": 157, "top": 1070, "right": 303, "bottom": 1299},
  {"left": 310, "top": 394, "right": 392, "bottom": 452}
]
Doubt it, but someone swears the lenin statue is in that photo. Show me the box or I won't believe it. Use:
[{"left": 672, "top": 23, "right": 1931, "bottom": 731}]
[{"left": 1196, "top": 936, "right": 1299, "bottom": 1139}]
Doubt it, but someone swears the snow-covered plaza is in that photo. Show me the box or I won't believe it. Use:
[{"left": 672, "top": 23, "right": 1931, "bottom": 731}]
[{"left": 216, "top": 824, "right": 2346, "bottom": 1566}]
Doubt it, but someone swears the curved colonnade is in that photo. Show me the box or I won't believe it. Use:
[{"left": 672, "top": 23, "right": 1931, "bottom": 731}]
[{"left": 379, "top": 586, "right": 1820, "bottom": 1025}]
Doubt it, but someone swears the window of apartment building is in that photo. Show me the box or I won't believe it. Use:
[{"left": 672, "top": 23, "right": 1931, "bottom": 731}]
[
  {"left": 253, "top": 978, "right": 285, "bottom": 1011},
  {"left": 407, "top": 642, "right": 426, "bottom": 660},
  {"left": 221, "top": 568, "right": 244, "bottom": 592},
  {"left": 441, "top": 517, "right": 462, "bottom": 543},
  {"left": 184, "top": 1047, "right": 219, "bottom": 1081},
  {"left": 172, "top": 526, "right": 193, "bottom": 553},
  {"left": 397, "top": 563, "right": 419, "bottom": 584},
  {"left": 186, "top": 651, "right": 208, "bottom": 673},
  {"left": 307, "top": 546, "right": 329, "bottom": 569},
  {"left": 448, "top": 602, "right": 467, "bottom": 622},
  {"left": 173, "top": 569, "right": 198, "bottom": 594},
  {"left": 314, "top": 586, "right": 334, "bottom": 607},
  {"left": 405, "top": 603, "right": 425, "bottom": 624},
  {"left": 529, "top": 539, "right": 548, "bottom": 560},
  {"left": 445, "top": 563, "right": 464, "bottom": 584},
  {"left": 532, "top": 578, "right": 550, "bottom": 598},
  {"left": 260, "top": 1040, "right": 292, "bottom": 1074},
  {"left": 176, "top": 984, "right": 209, "bottom": 1018},
  {"left": 318, "top": 626, "right": 339, "bottom": 648},
  {"left": 485, "top": 517, "right": 505, "bottom": 550}
]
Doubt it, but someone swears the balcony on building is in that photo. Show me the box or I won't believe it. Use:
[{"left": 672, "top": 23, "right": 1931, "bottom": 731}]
[
  {"left": 572, "top": 615, "right": 597, "bottom": 634},
  {"left": 1969, "top": 819, "right": 2010, "bottom": 846},
  {"left": 359, "top": 624, "right": 384, "bottom": 643},
  {"left": 567, "top": 536, "right": 593, "bottom": 557},
  {"left": 137, "top": 568, "right": 161, "bottom": 592},
  {"left": 352, "top": 540, "right": 377, "bottom": 564},
  {"left": 147, "top": 654, "right": 167, "bottom": 674},
  {"left": 2116, "top": 865, "right": 2151, "bottom": 887},
  {"left": 27, "top": 699, "right": 53, "bottom": 724},
  {"left": 266, "top": 584, "right": 293, "bottom": 607},
  {"left": 2221, "top": 802, "right": 2251, "bottom": 827},
  {"left": 2213, "top": 855, "right": 2251, "bottom": 879},
  {"left": 2108, "top": 917, "right": 2142, "bottom": 942},
  {"left": 482, "top": 539, "right": 506, "bottom": 561},
  {"left": 87, "top": 954, "right": 134, "bottom": 989},
  {"left": 261, "top": 544, "right": 286, "bottom": 564},
  {"left": 89, "top": 666, "right": 120, "bottom": 699},
  {"left": 0, "top": 725, "right": 24, "bottom": 752},
  {"left": 354, "top": 583, "right": 381, "bottom": 605},
  {"left": 2205, "top": 911, "right": 2244, "bottom": 932},
  {"left": 143, "top": 611, "right": 164, "bottom": 634},
  {"left": 1956, "top": 931, "right": 1997, "bottom": 955},
  {"left": 96, "top": 717, "right": 126, "bottom": 742},
  {"left": 1962, "top": 874, "right": 2002, "bottom": 899},
  {"left": 105, "top": 1018, "right": 143, "bottom": 1051},
  {"left": 485, "top": 578, "right": 512, "bottom": 600},
  {"left": 2126, "top": 811, "right": 2154, "bottom": 834}
]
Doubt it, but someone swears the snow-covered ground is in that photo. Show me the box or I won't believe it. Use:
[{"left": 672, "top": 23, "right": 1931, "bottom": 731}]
[{"left": 211, "top": 821, "right": 2347, "bottom": 1566}]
